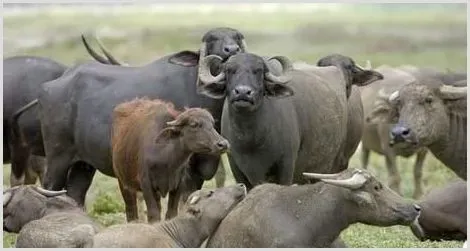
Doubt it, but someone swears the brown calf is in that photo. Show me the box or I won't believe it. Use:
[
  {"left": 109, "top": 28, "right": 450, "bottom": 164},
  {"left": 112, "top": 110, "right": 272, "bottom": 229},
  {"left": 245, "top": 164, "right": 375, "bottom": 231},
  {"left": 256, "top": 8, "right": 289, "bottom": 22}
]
[{"left": 111, "top": 98, "right": 229, "bottom": 223}]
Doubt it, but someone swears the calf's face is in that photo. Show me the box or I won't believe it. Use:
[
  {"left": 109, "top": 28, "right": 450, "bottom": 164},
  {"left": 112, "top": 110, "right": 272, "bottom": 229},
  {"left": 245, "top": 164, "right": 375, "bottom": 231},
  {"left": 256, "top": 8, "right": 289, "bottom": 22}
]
[{"left": 159, "top": 108, "right": 229, "bottom": 155}]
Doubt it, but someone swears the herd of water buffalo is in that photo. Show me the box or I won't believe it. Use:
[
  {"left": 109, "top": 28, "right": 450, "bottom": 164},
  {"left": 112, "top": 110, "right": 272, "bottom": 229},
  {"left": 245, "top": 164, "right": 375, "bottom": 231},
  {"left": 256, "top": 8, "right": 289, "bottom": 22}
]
[{"left": 3, "top": 26, "right": 467, "bottom": 248}]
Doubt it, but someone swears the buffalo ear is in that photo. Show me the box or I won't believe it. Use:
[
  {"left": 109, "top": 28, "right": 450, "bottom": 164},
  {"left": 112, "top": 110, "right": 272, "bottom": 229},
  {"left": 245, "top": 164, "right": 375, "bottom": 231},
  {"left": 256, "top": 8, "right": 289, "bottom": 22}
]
[
  {"left": 156, "top": 127, "right": 181, "bottom": 143},
  {"left": 353, "top": 69, "right": 384, "bottom": 87},
  {"left": 265, "top": 82, "right": 294, "bottom": 98},
  {"left": 198, "top": 83, "right": 227, "bottom": 99},
  {"left": 168, "top": 50, "right": 200, "bottom": 67}
]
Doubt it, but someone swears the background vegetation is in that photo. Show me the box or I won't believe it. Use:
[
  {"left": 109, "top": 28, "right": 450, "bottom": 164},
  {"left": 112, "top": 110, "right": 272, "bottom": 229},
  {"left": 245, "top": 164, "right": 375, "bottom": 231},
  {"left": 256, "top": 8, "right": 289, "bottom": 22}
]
[{"left": 3, "top": 3, "right": 466, "bottom": 248}]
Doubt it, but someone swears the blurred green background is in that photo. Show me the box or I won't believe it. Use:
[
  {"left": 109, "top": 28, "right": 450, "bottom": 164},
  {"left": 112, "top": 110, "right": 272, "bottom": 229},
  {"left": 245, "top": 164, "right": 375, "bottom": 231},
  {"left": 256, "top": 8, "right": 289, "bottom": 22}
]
[{"left": 3, "top": 3, "right": 466, "bottom": 248}]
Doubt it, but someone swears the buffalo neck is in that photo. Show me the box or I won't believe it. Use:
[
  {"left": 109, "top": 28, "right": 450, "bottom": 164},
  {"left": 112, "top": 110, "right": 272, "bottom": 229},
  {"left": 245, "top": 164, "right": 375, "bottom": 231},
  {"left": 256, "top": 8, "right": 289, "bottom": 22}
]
[
  {"left": 297, "top": 183, "right": 354, "bottom": 247},
  {"left": 427, "top": 112, "right": 467, "bottom": 179},
  {"left": 157, "top": 215, "right": 213, "bottom": 248},
  {"left": 226, "top": 99, "right": 270, "bottom": 147},
  {"left": 153, "top": 137, "right": 192, "bottom": 169}
]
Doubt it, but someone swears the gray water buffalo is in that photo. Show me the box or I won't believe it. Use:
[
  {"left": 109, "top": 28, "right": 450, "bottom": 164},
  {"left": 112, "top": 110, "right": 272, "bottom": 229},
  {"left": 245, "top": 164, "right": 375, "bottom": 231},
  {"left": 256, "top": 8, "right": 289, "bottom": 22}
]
[
  {"left": 360, "top": 65, "right": 430, "bottom": 198},
  {"left": 13, "top": 27, "right": 247, "bottom": 207},
  {"left": 410, "top": 180, "right": 467, "bottom": 242},
  {"left": 4, "top": 56, "right": 66, "bottom": 186},
  {"left": 111, "top": 98, "right": 229, "bottom": 222},
  {"left": 197, "top": 53, "right": 383, "bottom": 189},
  {"left": 370, "top": 76, "right": 467, "bottom": 179},
  {"left": 3, "top": 185, "right": 101, "bottom": 248},
  {"left": 86, "top": 184, "right": 247, "bottom": 248},
  {"left": 206, "top": 168, "right": 421, "bottom": 248}
]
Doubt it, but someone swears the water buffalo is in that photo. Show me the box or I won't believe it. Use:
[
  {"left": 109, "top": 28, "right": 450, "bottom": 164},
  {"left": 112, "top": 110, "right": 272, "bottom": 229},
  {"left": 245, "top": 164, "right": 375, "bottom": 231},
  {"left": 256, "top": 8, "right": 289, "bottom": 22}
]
[
  {"left": 206, "top": 168, "right": 421, "bottom": 248},
  {"left": 360, "top": 65, "right": 430, "bottom": 198},
  {"left": 3, "top": 185, "right": 101, "bottom": 248},
  {"left": 111, "top": 98, "right": 229, "bottom": 222},
  {"left": 4, "top": 56, "right": 66, "bottom": 186},
  {"left": 370, "top": 77, "right": 467, "bottom": 179},
  {"left": 86, "top": 184, "right": 247, "bottom": 248},
  {"left": 197, "top": 53, "right": 383, "bottom": 189},
  {"left": 410, "top": 180, "right": 467, "bottom": 242},
  {"left": 13, "top": 27, "right": 247, "bottom": 207}
]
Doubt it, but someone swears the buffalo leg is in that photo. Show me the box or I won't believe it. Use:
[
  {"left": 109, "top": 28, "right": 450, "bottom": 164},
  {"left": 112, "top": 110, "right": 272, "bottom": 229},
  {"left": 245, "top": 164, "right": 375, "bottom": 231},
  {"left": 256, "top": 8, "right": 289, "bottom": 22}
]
[
  {"left": 165, "top": 188, "right": 182, "bottom": 220},
  {"left": 277, "top": 156, "right": 295, "bottom": 185},
  {"left": 384, "top": 153, "right": 401, "bottom": 195},
  {"left": 66, "top": 162, "right": 96, "bottom": 207},
  {"left": 117, "top": 180, "right": 139, "bottom": 222},
  {"left": 214, "top": 162, "right": 226, "bottom": 188},
  {"left": 24, "top": 155, "right": 46, "bottom": 185},
  {"left": 361, "top": 145, "right": 370, "bottom": 170},
  {"left": 141, "top": 182, "right": 162, "bottom": 223},
  {"left": 412, "top": 150, "right": 427, "bottom": 199},
  {"left": 9, "top": 138, "right": 30, "bottom": 186}
]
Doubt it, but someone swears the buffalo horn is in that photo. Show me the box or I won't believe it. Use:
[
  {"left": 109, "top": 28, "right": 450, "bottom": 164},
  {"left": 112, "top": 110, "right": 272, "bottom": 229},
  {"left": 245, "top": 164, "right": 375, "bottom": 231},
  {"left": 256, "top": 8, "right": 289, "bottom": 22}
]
[
  {"left": 198, "top": 55, "right": 226, "bottom": 85},
  {"left": 196, "top": 42, "right": 208, "bottom": 88},
  {"left": 264, "top": 56, "right": 293, "bottom": 84},
  {"left": 240, "top": 39, "right": 248, "bottom": 52},
  {"left": 302, "top": 172, "right": 342, "bottom": 180},
  {"left": 34, "top": 187, "right": 67, "bottom": 197},
  {"left": 189, "top": 195, "right": 200, "bottom": 205},
  {"left": 321, "top": 172, "right": 368, "bottom": 190},
  {"left": 388, "top": 90, "right": 400, "bottom": 102},
  {"left": 439, "top": 85, "right": 467, "bottom": 96}
]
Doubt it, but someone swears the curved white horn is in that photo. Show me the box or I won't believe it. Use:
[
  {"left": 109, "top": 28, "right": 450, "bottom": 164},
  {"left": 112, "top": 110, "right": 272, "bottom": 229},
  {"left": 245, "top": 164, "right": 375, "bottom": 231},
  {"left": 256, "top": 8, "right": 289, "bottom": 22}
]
[
  {"left": 34, "top": 187, "right": 67, "bottom": 197},
  {"left": 303, "top": 172, "right": 342, "bottom": 180},
  {"left": 321, "top": 173, "right": 368, "bottom": 190},
  {"left": 388, "top": 90, "right": 400, "bottom": 102}
]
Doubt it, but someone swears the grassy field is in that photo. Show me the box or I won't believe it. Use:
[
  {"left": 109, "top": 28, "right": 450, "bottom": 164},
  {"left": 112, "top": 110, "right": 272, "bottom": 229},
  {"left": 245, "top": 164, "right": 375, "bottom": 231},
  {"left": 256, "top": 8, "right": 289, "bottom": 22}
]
[{"left": 2, "top": 3, "right": 466, "bottom": 248}]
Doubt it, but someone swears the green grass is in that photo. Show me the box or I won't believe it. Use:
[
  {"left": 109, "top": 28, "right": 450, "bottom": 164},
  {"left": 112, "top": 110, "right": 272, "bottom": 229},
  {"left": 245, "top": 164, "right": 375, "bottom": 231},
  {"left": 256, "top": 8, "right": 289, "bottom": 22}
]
[{"left": 2, "top": 4, "right": 466, "bottom": 248}]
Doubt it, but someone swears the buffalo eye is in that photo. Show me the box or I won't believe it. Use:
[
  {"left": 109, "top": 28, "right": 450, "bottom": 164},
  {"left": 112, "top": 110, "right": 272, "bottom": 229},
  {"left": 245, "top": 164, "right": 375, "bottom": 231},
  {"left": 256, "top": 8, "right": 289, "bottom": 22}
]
[
  {"left": 190, "top": 121, "right": 199, "bottom": 128},
  {"left": 374, "top": 183, "right": 382, "bottom": 191},
  {"left": 425, "top": 96, "right": 433, "bottom": 104}
]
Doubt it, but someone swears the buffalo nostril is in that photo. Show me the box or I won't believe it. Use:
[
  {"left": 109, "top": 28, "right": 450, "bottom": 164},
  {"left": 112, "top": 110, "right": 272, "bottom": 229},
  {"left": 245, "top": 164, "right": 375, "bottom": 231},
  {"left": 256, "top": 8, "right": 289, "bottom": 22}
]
[
  {"left": 236, "top": 47, "right": 241, "bottom": 52},
  {"left": 413, "top": 204, "right": 421, "bottom": 212},
  {"left": 217, "top": 141, "right": 228, "bottom": 150},
  {"left": 246, "top": 90, "right": 252, "bottom": 96},
  {"left": 402, "top": 128, "right": 410, "bottom": 136},
  {"left": 234, "top": 89, "right": 239, "bottom": 95},
  {"left": 223, "top": 47, "right": 230, "bottom": 53}
]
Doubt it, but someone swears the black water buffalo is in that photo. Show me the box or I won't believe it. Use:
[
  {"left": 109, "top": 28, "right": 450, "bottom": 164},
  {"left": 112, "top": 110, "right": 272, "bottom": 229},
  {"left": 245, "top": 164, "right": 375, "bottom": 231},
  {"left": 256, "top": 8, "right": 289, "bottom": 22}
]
[
  {"left": 4, "top": 56, "right": 66, "bottom": 186},
  {"left": 197, "top": 53, "right": 383, "bottom": 189},
  {"left": 370, "top": 75, "right": 467, "bottom": 180},
  {"left": 13, "top": 27, "right": 247, "bottom": 206}
]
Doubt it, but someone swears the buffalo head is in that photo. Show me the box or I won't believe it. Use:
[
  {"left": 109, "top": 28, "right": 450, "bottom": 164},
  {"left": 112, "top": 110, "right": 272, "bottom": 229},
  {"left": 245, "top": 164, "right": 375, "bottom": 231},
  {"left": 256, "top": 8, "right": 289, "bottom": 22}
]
[
  {"left": 373, "top": 79, "right": 467, "bottom": 150},
  {"left": 197, "top": 53, "right": 294, "bottom": 112},
  {"left": 158, "top": 107, "right": 229, "bottom": 155},
  {"left": 3, "top": 185, "right": 72, "bottom": 233},
  {"left": 168, "top": 27, "right": 247, "bottom": 68},
  {"left": 303, "top": 168, "right": 421, "bottom": 227},
  {"left": 317, "top": 54, "right": 383, "bottom": 97}
]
